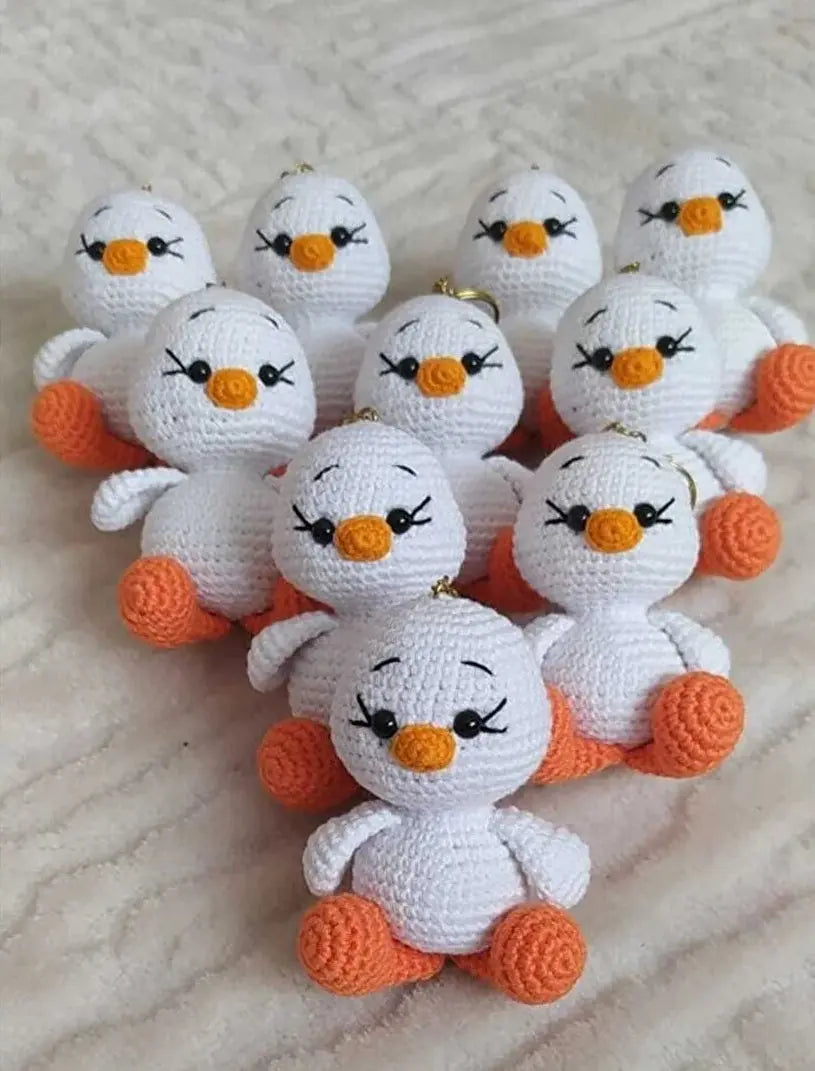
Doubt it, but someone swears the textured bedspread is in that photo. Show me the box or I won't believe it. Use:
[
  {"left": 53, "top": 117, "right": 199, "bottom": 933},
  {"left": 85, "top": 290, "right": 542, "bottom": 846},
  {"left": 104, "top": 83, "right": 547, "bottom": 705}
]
[{"left": 2, "top": 1, "right": 813, "bottom": 1068}]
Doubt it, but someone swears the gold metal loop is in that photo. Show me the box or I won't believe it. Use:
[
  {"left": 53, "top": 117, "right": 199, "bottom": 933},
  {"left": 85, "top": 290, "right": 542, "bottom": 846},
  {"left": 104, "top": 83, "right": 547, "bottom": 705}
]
[
  {"left": 604, "top": 421, "right": 647, "bottom": 442},
  {"left": 430, "top": 576, "right": 459, "bottom": 599},
  {"left": 666, "top": 457, "right": 698, "bottom": 510},
  {"left": 432, "top": 276, "right": 500, "bottom": 324},
  {"left": 280, "top": 162, "right": 315, "bottom": 178},
  {"left": 618, "top": 262, "right": 641, "bottom": 274},
  {"left": 141, "top": 183, "right": 153, "bottom": 192},
  {"left": 342, "top": 407, "right": 381, "bottom": 425}
]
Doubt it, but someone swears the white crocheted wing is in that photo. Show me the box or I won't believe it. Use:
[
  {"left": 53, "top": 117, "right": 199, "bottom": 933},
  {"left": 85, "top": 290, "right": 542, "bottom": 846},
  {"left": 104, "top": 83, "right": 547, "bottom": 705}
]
[
  {"left": 302, "top": 800, "right": 401, "bottom": 897},
  {"left": 247, "top": 611, "right": 337, "bottom": 693},
  {"left": 491, "top": 807, "right": 591, "bottom": 909},
  {"left": 33, "top": 328, "right": 106, "bottom": 389},
  {"left": 91, "top": 468, "right": 187, "bottom": 531},
  {"left": 648, "top": 609, "right": 731, "bottom": 677},
  {"left": 746, "top": 295, "right": 808, "bottom": 345},
  {"left": 681, "top": 429, "right": 767, "bottom": 496}
]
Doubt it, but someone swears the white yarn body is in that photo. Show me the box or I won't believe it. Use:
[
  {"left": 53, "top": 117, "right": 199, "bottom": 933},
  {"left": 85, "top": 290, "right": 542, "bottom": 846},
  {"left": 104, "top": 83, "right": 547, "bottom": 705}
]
[
  {"left": 141, "top": 470, "right": 279, "bottom": 618},
  {"left": 287, "top": 312, "right": 366, "bottom": 432},
  {"left": 647, "top": 430, "right": 767, "bottom": 510},
  {"left": 351, "top": 805, "right": 527, "bottom": 954},
  {"left": 699, "top": 295, "right": 784, "bottom": 417},
  {"left": 67, "top": 332, "right": 144, "bottom": 442},
  {"left": 286, "top": 613, "right": 375, "bottom": 724},
  {"left": 500, "top": 306, "right": 561, "bottom": 428}
]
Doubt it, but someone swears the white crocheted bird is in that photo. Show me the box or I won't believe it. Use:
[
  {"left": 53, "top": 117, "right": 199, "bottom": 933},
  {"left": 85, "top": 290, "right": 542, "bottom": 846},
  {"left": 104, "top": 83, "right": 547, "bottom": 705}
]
[
  {"left": 514, "top": 431, "right": 744, "bottom": 782},
  {"left": 549, "top": 272, "right": 781, "bottom": 580},
  {"left": 353, "top": 292, "right": 539, "bottom": 611},
  {"left": 31, "top": 188, "right": 217, "bottom": 470},
  {"left": 453, "top": 167, "right": 602, "bottom": 441},
  {"left": 236, "top": 167, "right": 390, "bottom": 431},
  {"left": 614, "top": 148, "right": 815, "bottom": 433},
  {"left": 298, "top": 591, "right": 590, "bottom": 1004},
  {"left": 90, "top": 288, "right": 315, "bottom": 647},
  {"left": 247, "top": 418, "right": 467, "bottom": 812}
]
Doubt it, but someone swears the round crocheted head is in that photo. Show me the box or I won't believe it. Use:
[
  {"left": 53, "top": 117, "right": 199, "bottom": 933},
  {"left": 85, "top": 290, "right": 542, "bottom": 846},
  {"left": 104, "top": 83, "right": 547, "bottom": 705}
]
[
  {"left": 514, "top": 431, "right": 699, "bottom": 610},
  {"left": 613, "top": 149, "right": 771, "bottom": 297},
  {"left": 331, "top": 594, "right": 549, "bottom": 808},
  {"left": 551, "top": 272, "right": 720, "bottom": 436},
  {"left": 271, "top": 421, "right": 467, "bottom": 614},
  {"left": 453, "top": 168, "right": 602, "bottom": 312},
  {"left": 128, "top": 288, "right": 315, "bottom": 473},
  {"left": 353, "top": 293, "right": 522, "bottom": 454},
  {"left": 236, "top": 170, "right": 390, "bottom": 321},
  {"left": 60, "top": 189, "right": 216, "bottom": 336}
]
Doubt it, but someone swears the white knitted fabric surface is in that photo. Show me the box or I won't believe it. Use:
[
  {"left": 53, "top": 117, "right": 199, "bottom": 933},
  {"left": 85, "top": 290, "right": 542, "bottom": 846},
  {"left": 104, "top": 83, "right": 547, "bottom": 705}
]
[{"left": 3, "top": 2, "right": 813, "bottom": 1069}]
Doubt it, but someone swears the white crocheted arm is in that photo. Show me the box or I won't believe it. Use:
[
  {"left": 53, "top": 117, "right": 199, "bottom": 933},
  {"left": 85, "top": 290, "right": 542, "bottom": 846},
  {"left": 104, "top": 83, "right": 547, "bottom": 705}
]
[
  {"left": 491, "top": 807, "right": 590, "bottom": 910},
  {"left": 681, "top": 429, "right": 767, "bottom": 496},
  {"left": 91, "top": 468, "right": 187, "bottom": 531},
  {"left": 33, "top": 328, "right": 106, "bottom": 389},
  {"left": 649, "top": 609, "right": 731, "bottom": 677},
  {"left": 247, "top": 611, "right": 337, "bottom": 692},
  {"left": 746, "top": 296, "right": 808, "bottom": 345},
  {"left": 523, "top": 614, "right": 576, "bottom": 667},
  {"left": 485, "top": 456, "right": 532, "bottom": 501},
  {"left": 303, "top": 801, "right": 402, "bottom": 897}
]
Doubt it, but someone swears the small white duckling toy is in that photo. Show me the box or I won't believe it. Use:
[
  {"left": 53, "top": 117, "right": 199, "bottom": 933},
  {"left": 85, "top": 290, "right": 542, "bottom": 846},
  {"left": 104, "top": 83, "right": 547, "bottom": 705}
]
[
  {"left": 353, "top": 288, "right": 540, "bottom": 611},
  {"left": 453, "top": 167, "right": 602, "bottom": 442},
  {"left": 90, "top": 288, "right": 315, "bottom": 647},
  {"left": 247, "top": 417, "right": 467, "bottom": 812},
  {"left": 514, "top": 431, "right": 745, "bottom": 782},
  {"left": 614, "top": 148, "right": 815, "bottom": 433},
  {"left": 31, "top": 188, "right": 217, "bottom": 470},
  {"left": 298, "top": 590, "right": 590, "bottom": 1003},
  {"left": 549, "top": 272, "right": 781, "bottom": 580},
  {"left": 236, "top": 165, "right": 390, "bottom": 431}
]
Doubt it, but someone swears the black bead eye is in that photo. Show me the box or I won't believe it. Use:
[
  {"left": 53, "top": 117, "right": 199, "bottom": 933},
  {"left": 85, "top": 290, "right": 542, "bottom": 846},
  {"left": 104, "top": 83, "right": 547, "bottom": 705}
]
[
  {"left": 718, "top": 191, "right": 735, "bottom": 209},
  {"left": 656, "top": 335, "right": 679, "bottom": 357},
  {"left": 87, "top": 240, "right": 106, "bottom": 260},
  {"left": 259, "top": 364, "right": 281, "bottom": 386},
  {"left": 453, "top": 710, "right": 483, "bottom": 739},
  {"left": 386, "top": 508, "right": 412, "bottom": 534},
  {"left": 371, "top": 709, "right": 399, "bottom": 740},
  {"left": 543, "top": 217, "right": 564, "bottom": 236},
  {"left": 330, "top": 226, "right": 352, "bottom": 247},
  {"left": 659, "top": 201, "right": 680, "bottom": 222},
  {"left": 566, "top": 505, "right": 591, "bottom": 533},
  {"left": 590, "top": 347, "right": 614, "bottom": 371},
  {"left": 395, "top": 357, "right": 419, "bottom": 380},
  {"left": 272, "top": 233, "right": 292, "bottom": 257},
  {"left": 634, "top": 503, "right": 658, "bottom": 527},
  {"left": 187, "top": 360, "right": 212, "bottom": 384},
  {"left": 461, "top": 352, "right": 482, "bottom": 375},
  {"left": 310, "top": 517, "right": 335, "bottom": 546},
  {"left": 487, "top": 220, "right": 507, "bottom": 242},
  {"left": 147, "top": 236, "right": 168, "bottom": 256}
]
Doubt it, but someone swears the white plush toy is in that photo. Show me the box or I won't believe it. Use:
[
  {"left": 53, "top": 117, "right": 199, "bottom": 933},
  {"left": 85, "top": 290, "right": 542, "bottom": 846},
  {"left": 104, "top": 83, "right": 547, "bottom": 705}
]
[
  {"left": 514, "top": 431, "right": 744, "bottom": 782},
  {"left": 352, "top": 291, "right": 540, "bottom": 610},
  {"left": 453, "top": 167, "right": 602, "bottom": 440},
  {"left": 614, "top": 148, "right": 815, "bottom": 433},
  {"left": 247, "top": 417, "right": 467, "bottom": 812},
  {"left": 298, "top": 591, "right": 590, "bottom": 1004},
  {"left": 236, "top": 165, "right": 390, "bottom": 431},
  {"left": 550, "top": 272, "right": 781, "bottom": 580},
  {"left": 91, "top": 288, "right": 315, "bottom": 648},
  {"left": 31, "top": 188, "right": 217, "bottom": 470}
]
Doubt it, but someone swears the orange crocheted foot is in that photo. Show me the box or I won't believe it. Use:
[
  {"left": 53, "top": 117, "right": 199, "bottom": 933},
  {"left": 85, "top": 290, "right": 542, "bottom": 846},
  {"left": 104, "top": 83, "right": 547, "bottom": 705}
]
[
  {"left": 118, "top": 556, "right": 231, "bottom": 648},
  {"left": 624, "top": 671, "right": 744, "bottom": 777},
  {"left": 257, "top": 717, "right": 358, "bottom": 812},
  {"left": 455, "top": 904, "right": 586, "bottom": 1004},
  {"left": 242, "top": 576, "right": 328, "bottom": 634},
  {"left": 497, "top": 424, "right": 535, "bottom": 457},
  {"left": 531, "top": 685, "right": 624, "bottom": 784},
  {"left": 729, "top": 343, "right": 815, "bottom": 433},
  {"left": 31, "top": 380, "right": 151, "bottom": 471},
  {"left": 695, "top": 409, "right": 729, "bottom": 431},
  {"left": 538, "top": 387, "right": 575, "bottom": 454},
  {"left": 697, "top": 492, "right": 781, "bottom": 580},
  {"left": 479, "top": 526, "right": 545, "bottom": 614},
  {"left": 299, "top": 894, "right": 444, "bottom": 996}
]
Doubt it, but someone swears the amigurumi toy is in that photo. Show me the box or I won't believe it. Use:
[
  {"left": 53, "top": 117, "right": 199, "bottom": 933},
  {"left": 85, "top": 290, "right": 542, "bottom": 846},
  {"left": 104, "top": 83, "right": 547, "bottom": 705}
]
[
  {"left": 453, "top": 167, "right": 602, "bottom": 441},
  {"left": 298, "top": 590, "right": 591, "bottom": 1004},
  {"left": 514, "top": 430, "right": 745, "bottom": 783},
  {"left": 353, "top": 291, "right": 540, "bottom": 612},
  {"left": 31, "top": 188, "right": 217, "bottom": 470},
  {"left": 548, "top": 272, "right": 781, "bottom": 580},
  {"left": 90, "top": 288, "right": 316, "bottom": 648},
  {"left": 614, "top": 148, "right": 815, "bottom": 433},
  {"left": 236, "top": 165, "right": 390, "bottom": 432},
  {"left": 247, "top": 418, "right": 467, "bottom": 812}
]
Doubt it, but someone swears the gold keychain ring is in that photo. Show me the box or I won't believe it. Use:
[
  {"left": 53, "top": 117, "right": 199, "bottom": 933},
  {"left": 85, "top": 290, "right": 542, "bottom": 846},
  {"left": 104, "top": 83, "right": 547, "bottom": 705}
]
[{"left": 432, "top": 276, "right": 500, "bottom": 324}]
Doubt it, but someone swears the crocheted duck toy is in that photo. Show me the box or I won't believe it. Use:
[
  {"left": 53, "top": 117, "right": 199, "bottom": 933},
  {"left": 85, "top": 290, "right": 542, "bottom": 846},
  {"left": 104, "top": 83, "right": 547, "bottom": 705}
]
[
  {"left": 614, "top": 148, "right": 815, "bottom": 433},
  {"left": 548, "top": 272, "right": 781, "bottom": 580},
  {"left": 299, "top": 590, "right": 591, "bottom": 1004},
  {"left": 353, "top": 291, "right": 540, "bottom": 612},
  {"left": 453, "top": 167, "right": 602, "bottom": 440},
  {"left": 514, "top": 431, "right": 745, "bottom": 783},
  {"left": 236, "top": 166, "right": 390, "bottom": 431},
  {"left": 247, "top": 417, "right": 467, "bottom": 812},
  {"left": 31, "top": 188, "right": 216, "bottom": 471},
  {"left": 91, "top": 288, "right": 315, "bottom": 648}
]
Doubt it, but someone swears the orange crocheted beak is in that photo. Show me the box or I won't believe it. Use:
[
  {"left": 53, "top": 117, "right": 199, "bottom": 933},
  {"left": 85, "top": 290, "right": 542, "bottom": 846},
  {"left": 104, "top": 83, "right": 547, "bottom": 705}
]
[
  {"left": 503, "top": 220, "right": 548, "bottom": 258},
  {"left": 390, "top": 724, "right": 455, "bottom": 772},
  {"left": 289, "top": 233, "right": 336, "bottom": 272},
  {"left": 610, "top": 347, "right": 664, "bottom": 389},
  {"left": 102, "top": 239, "right": 149, "bottom": 275},
  {"left": 205, "top": 368, "right": 258, "bottom": 409},
  {"left": 678, "top": 197, "right": 723, "bottom": 237},
  {"left": 584, "top": 508, "right": 642, "bottom": 554},
  {"left": 334, "top": 515, "right": 392, "bottom": 561},
  {"left": 416, "top": 356, "right": 468, "bottom": 397}
]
